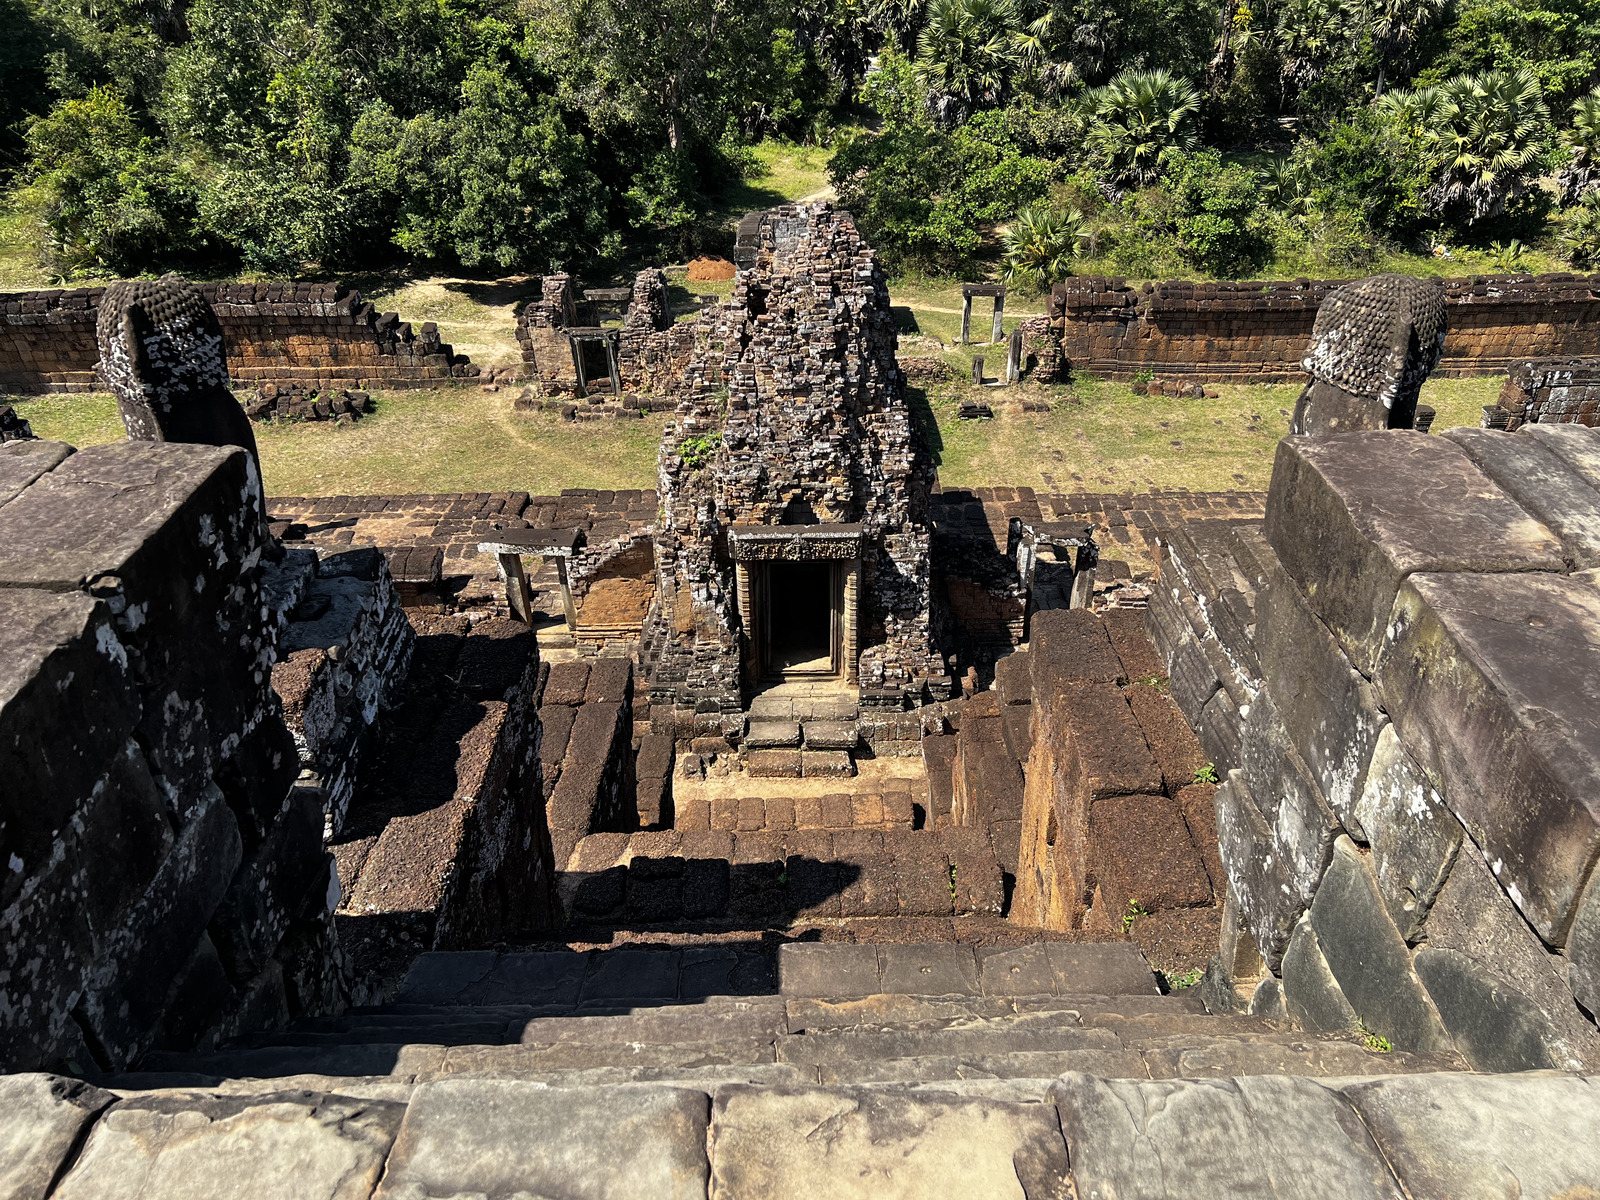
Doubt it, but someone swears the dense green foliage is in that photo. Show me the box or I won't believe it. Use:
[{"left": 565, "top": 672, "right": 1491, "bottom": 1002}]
[{"left": 3, "top": 0, "right": 1598, "bottom": 279}]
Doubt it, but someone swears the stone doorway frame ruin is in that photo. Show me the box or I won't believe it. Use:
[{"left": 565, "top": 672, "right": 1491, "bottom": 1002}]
[
  {"left": 960, "top": 283, "right": 1006, "bottom": 345},
  {"left": 566, "top": 328, "right": 622, "bottom": 396},
  {"left": 729, "top": 524, "right": 863, "bottom": 688}
]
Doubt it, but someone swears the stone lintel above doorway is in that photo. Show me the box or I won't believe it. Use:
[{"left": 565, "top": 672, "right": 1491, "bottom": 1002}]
[{"left": 728, "top": 523, "right": 864, "bottom": 562}]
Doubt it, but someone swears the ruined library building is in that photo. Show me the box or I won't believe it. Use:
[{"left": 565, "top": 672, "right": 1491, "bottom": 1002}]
[{"left": 3, "top": 204, "right": 1600, "bottom": 1197}]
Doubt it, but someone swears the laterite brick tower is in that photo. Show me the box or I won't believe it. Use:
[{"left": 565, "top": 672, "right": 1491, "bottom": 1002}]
[{"left": 643, "top": 205, "right": 945, "bottom": 733}]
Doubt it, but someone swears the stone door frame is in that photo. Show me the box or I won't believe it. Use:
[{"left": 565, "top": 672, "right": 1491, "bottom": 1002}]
[{"left": 728, "top": 524, "right": 863, "bottom": 687}]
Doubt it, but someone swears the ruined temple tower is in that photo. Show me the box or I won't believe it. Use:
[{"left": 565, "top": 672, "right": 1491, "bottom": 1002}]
[{"left": 642, "top": 206, "right": 946, "bottom": 730}]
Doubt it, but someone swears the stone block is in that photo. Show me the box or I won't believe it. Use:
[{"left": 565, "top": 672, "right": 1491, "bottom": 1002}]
[
  {"left": 1043, "top": 942, "right": 1159, "bottom": 995},
  {"left": 745, "top": 720, "right": 800, "bottom": 749},
  {"left": 377, "top": 1081, "right": 708, "bottom": 1200},
  {"left": 1412, "top": 946, "right": 1566, "bottom": 1072},
  {"left": 0, "top": 589, "right": 139, "bottom": 884},
  {"left": 800, "top": 750, "right": 854, "bottom": 778},
  {"left": 1125, "top": 682, "right": 1207, "bottom": 797},
  {"left": 1028, "top": 608, "right": 1125, "bottom": 693},
  {"left": 536, "top": 703, "right": 576, "bottom": 768},
  {"left": 1165, "top": 623, "right": 1224, "bottom": 719},
  {"left": 778, "top": 943, "right": 881, "bottom": 998},
  {"left": 548, "top": 701, "right": 624, "bottom": 832},
  {"left": 977, "top": 944, "right": 1056, "bottom": 996},
  {"left": 943, "top": 827, "right": 1005, "bottom": 915},
  {"left": 747, "top": 750, "right": 801, "bottom": 778},
  {"left": 1103, "top": 606, "right": 1166, "bottom": 683},
  {"left": 1443, "top": 426, "right": 1600, "bottom": 568},
  {"left": 541, "top": 661, "right": 589, "bottom": 705},
  {"left": 1573, "top": 870, "right": 1600, "bottom": 1029},
  {"left": 801, "top": 720, "right": 857, "bottom": 750},
  {"left": 922, "top": 733, "right": 957, "bottom": 820},
  {"left": 1309, "top": 836, "right": 1451, "bottom": 1053},
  {"left": 711, "top": 1086, "right": 1068, "bottom": 1199},
  {"left": 0, "top": 1075, "right": 115, "bottom": 1200},
  {"left": 1376, "top": 570, "right": 1600, "bottom": 944},
  {"left": 1262, "top": 432, "right": 1563, "bottom": 675},
  {"left": 1352, "top": 725, "right": 1463, "bottom": 943},
  {"left": 1214, "top": 767, "right": 1326, "bottom": 971},
  {"left": 1089, "top": 793, "right": 1213, "bottom": 913},
  {"left": 992, "top": 648, "right": 1031, "bottom": 706},
  {"left": 0, "top": 438, "right": 73, "bottom": 508},
  {"left": 891, "top": 841, "right": 955, "bottom": 917},
  {"left": 1340, "top": 1072, "right": 1600, "bottom": 1200},
  {"left": 1257, "top": 573, "right": 1387, "bottom": 832},
  {"left": 1053, "top": 1073, "right": 1405, "bottom": 1200},
  {"left": 1174, "top": 783, "right": 1224, "bottom": 899},
  {"left": 877, "top": 944, "right": 977, "bottom": 994},
  {"left": 54, "top": 1090, "right": 403, "bottom": 1200},
  {"left": 1281, "top": 914, "right": 1358, "bottom": 1034},
  {"left": 1424, "top": 837, "right": 1600, "bottom": 1072},
  {"left": 583, "top": 656, "right": 632, "bottom": 705},
  {"left": 1522, "top": 421, "right": 1600, "bottom": 488}
]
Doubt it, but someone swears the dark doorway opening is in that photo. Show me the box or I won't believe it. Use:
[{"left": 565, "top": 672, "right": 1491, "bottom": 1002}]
[{"left": 765, "top": 561, "right": 835, "bottom": 675}]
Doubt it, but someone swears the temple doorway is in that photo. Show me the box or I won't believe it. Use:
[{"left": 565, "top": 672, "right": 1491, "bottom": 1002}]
[{"left": 760, "top": 561, "right": 840, "bottom": 677}]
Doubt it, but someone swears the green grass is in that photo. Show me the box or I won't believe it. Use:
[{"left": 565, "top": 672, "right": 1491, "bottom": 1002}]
[
  {"left": 9, "top": 371, "right": 1500, "bottom": 499},
  {"left": 11, "top": 389, "right": 670, "bottom": 497}
]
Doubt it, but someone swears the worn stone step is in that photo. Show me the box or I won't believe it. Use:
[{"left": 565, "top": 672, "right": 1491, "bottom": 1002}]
[
  {"left": 144, "top": 1035, "right": 781, "bottom": 1081},
  {"left": 820, "top": 1049, "right": 1149, "bottom": 1083},
  {"left": 785, "top": 990, "right": 1208, "bottom": 1032},
  {"left": 744, "top": 720, "right": 801, "bottom": 749},
  {"left": 774, "top": 1017, "right": 1125, "bottom": 1066},
  {"left": 777, "top": 940, "right": 1159, "bottom": 1000}
]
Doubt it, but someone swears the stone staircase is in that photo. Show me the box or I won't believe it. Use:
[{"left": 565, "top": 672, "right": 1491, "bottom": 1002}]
[{"left": 118, "top": 942, "right": 1458, "bottom": 1093}]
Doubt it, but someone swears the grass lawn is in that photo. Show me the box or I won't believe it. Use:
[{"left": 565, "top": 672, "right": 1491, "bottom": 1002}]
[
  {"left": 12, "top": 373, "right": 1499, "bottom": 499},
  {"left": 11, "top": 389, "right": 671, "bottom": 497}
]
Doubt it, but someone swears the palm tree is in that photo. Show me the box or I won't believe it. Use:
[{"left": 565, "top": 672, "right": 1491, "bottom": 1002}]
[
  {"left": 914, "top": 0, "right": 1023, "bottom": 116},
  {"left": 1559, "top": 88, "right": 1600, "bottom": 203},
  {"left": 1368, "top": 0, "right": 1447, "bottom": 98},
  {"left": 1002, "top": 205, "right": 1088, "bottom": 289},
  {"left": 1086, "top": 68, "right": 1202, "bottom": 187},
  {"left": 1379, "top": 68, "right": 1550, "bottom": 222},
  {"left": 1562, "top": 190, "right": 1600, "bottom": 265}
]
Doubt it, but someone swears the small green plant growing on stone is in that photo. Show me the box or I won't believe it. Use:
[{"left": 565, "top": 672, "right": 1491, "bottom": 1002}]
[
  {"left": 1122, "top": 898, "right": 1149, "bottom": 932},
  {"left": 1357, "top": 1021, "right": 1392, "bottom": 1053},
  {"left": 1163, "top": 967, "right": 1203, "bottom": 991},
  {"left": 1193, "top": 762, "right": 1220, "bottom": 784},
  {"left": 1137, "top": 673, "right": 1169, "bottom": 691},
  {"left": 1133, "top": 368, "right": 1155, "bottom": 384},
  {"left": 678, "top": 432, "right": 721, "bottom": 470},
  {"left": 949, "top": 864, "right": 958, "bottom": 900}
]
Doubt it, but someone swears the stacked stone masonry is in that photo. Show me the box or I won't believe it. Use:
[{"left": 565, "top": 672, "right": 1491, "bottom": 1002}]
[
  {"left": 1488, "top": 357, "right": 1600, "bottom": 429},
  {"left": 1052, "top": 273, "right": 1600, "bottom": 382},
  {"left": 0, "top": 438, "right": 344, "bottom": 1074},
  {"left": 1147, "top": 426, "right": 1600, "bottom": 1074},
  {"left": 643, "top": 205, "right": 942, "bottom": 719},
  {"left": 0, "top": 283, "right": 474, "bottom": 393}
]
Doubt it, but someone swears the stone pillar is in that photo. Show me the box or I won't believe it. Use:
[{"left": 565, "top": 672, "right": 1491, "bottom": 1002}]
[
  {"left": 842, "top": 560, "right": 861, "bottom": 684},
  {"left": 960, "top": 294, "right": 972, "bottom": 345},
  {"left": 569, "top": 339, "right": 589, "bottom": 395},
  {"left": 555, "top": 556, "right": 579, "bottom": 629},
  {"left": 991, "top": 294, "right": 1005, "bottom": 345},
  {"left": 1006, "top": 328, "right": 1023, "bottom": 383},
  {"left": 605, "top": 334, "right": 622, "bottom": 396},
  {"left": 972, "top": 357, "right": 984, "bottom": 385},
  {"left": 735, "top": 561, "right": 755, "bottom": 683},
  {"left": 497, "top": 553, "right": 535, "bottom": 623}
]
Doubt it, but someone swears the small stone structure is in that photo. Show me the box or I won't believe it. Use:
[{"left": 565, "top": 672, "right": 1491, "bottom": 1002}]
[
  {"left": 641, "top": 205, "right": 946, "bottom": 733},
  {"left": 1487, "top": 357, "right": 1600, "bottom": 429},
  {"left": 515, "top": 269, "right": 697, "bottom": 412},
  {"left": 0, "top": 438, "right": 344, "bottom": 1074},
  {"left": 1049, "top": 272, "right": 1600, "bottom": 383},
  {"left": 960, "top": 283, "right": 1006, "bottom": 345},
  {"left": 1291, "top": 274, "right": 1449, "bottom": 435},
  {"left": 1, "top": 282, "right": 474, "bottom": 394},
  {"left": 0, "top": 403, "right": 34, "bottom": 442},
  {"left": 243, "top": 383, "right": 378, "bottom": 424}
]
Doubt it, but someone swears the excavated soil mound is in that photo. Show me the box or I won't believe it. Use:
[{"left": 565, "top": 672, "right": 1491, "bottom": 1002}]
[{"left": 687, "top": 256, "right": 737, "bottom": 281}]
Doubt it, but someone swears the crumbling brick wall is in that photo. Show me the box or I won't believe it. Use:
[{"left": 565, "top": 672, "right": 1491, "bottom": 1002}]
[
  {"left": 1051, "top": 274, "right": 1600, "bottom": 383},
  {"left": 268, "top": 546, "right": 416, "bottom": 838},
  {"left": 0, "top": 438, "right": 344, "bottom": 1074},
  {"left": 1487, "top": 357, "right": 1600, "bottom": 429},
  {"left": 0, "top": 284, "right": 475, "bottom": 394},
  {"left": 1151, "top": 427, "right": 1600, "bottom": 1073}
]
